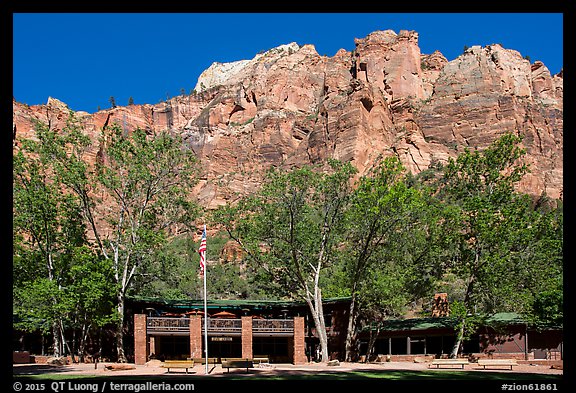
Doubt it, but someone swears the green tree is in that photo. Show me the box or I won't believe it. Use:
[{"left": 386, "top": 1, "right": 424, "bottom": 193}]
[
  {"left": 432, "top": 133, "right": 549, "bottom": 357},
  {"left": 508, "top": 196, "right": 563, "bottom": 328},
  {"left": 109, "top": 96, "right": 116, "bottom": 108},
  {"left": 215, "top": 160, "right": 356, "bottom": 363},
  {"left": 92, "top": 124, "right": 200, "bottom": 361},
  {"left": 133, "top": 231, "right": 252, "bottom": 301},
  {"left": 14, "top": 121, "right": 72, "bottom": 357},
  {"left": 133, "top": 235, "right": 203, "bottom": 300},
  {"left": 356, "top": 259, "right": 412, "bottom": 360},
  {"left": 64, "top": 246, "right": 117, "bottom": 361},
  {"left": 128, "top": 96, "right": 134, "bottom": 106},
  {"left": 17, "top": 117, "right": 201, "bottom": 362},
  {"left": 13, "top": 118, "right": 114, "bottom": 359},
  {"left": 328, "top": 156, "right": 438, "bottom": 361}
]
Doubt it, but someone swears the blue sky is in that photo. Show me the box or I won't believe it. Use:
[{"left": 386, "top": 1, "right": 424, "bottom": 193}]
[{"left": 13, "top": 13, "right": 564, "bottom": 113}]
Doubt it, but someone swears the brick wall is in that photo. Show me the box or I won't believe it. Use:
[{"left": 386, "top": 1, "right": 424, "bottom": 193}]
[
  {"left": 189, "top": 315, "right": 202, "bottom": 359},
  {"left": 475, "top": 352, "right": 532, "bottom": 360},
  {"left": 133, "top": 314, "right": 147, "bottom": 365},
  {"left": 13, "top": 351, "right": 31, "bottom": 364},
  {"left": 241, "top": 316, "right": 253, "bottom": 359},
  {"left": 293, "top": 316, "right": 307, "bottom": 364}
]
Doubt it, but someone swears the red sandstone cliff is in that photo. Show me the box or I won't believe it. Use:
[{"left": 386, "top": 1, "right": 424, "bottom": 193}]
[{"left": 13, "top": 30, "right": 563, "bottom": 207}]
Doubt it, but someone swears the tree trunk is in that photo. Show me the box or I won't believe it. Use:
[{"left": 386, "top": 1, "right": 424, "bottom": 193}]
[
  {"left": 315, "top": 291, "right": 329, "bottom": 362},
  {"left": 450, "top": 268, "right": 476, "bottom": 358},
  {"left": 344, "top": 292, "right": 358, "bottom": 361},
  {"left": 78, "top": 316, "right": 90, "bottom": 363},
  {"left": 71, "top": 327, "right": 77, "bottom": 363},
  {"left": 450, "top": 319, "right": 465, "bottom": 358},
  {"left": 98, "top": 327, "right": 103, "bottom": 360},
  {"left": 115, "top": 293, "right": 127, "bottom": 363},
  {"left": 52, "top": 321, "right": 62, "bottom": 357},
  {"left": 60, "top": 320, "right": 74, "bottom": 362},
  {"left": 365, "top": 324, "right": 380, "bottom": 362},
  {"left": 305, "top": 288, "right": 330, "bottom": 363},
  {"left": 47, "top": 254, "right": 62, "bottom": 358}
]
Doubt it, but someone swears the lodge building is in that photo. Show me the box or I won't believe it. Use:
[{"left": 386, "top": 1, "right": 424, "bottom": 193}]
[
  {"left": 127, "top": 295, "right": 563, "bottom": 365},
  {"left": 128, "top": 297, "right": 335, "bottom": 364}
]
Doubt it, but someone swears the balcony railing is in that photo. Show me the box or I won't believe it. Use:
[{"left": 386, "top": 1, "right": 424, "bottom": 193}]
[
  {"left": 253, "top": 319, "right": 294, "bottom": 333},
  {"left": 146, "top": 317, "right": 294, "bottom": 335},
  {"left": 147, "top": 317, "right": 189, "bottom": 334},
  {"left": 204, "top": 318, "right": 242, "bottom": 333}
]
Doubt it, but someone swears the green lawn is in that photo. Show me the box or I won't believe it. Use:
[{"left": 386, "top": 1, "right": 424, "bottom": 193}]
[{"left": 14, "top": 369, "right": 562, "bottom": 381}]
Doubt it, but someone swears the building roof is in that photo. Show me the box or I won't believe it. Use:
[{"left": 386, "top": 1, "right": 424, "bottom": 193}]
[
  {"left": 127, "top": 295, "right": 351, "bottom": 311},
  {"left": 129, "top": 296, "right": 561, "bottom": 330},
  {"left": 366, "top": 316, "right": 458, "bottom": 332},
  {"left": 363, "top": 312, "right": 532, "bottom": 333},
  {"left": 484, "top": 312, "right": 527, "bottom": 325}
]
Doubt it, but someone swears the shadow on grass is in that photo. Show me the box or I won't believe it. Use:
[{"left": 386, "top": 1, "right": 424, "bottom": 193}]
[
  {"left": 15, "top": 367, "right": 562, "bottom": 381},
  {"left": 13, "top": 365, "right": 77, "bottom": 376},
  {"left": 202, "top": 369, "right": 562, "bottom": 381}
]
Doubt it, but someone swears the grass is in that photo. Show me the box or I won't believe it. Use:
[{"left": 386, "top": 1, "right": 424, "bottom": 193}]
[
  {"left": 14, "top": 369, "right": 565, "bottom": 392},
  {"left": 15, "top": 369, "right": 562, "bottom": 381}
]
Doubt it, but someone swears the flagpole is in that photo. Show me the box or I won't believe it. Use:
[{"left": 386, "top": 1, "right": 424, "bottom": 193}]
[{"left": 202, "top": 224, "right": 209, "bottom": 375}]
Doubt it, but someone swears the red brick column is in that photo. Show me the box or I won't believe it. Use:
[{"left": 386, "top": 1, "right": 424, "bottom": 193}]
[
  {"left": 241, "top": 316, "right": 253, "bottom": 359},
  {"left": 293, "top": 316, "right": 307, "bottom": 364},
  {"left": 190, "top": 315, "right": 203, "bottom": 359},
  {"left": 134, "top": 314, "right": 148, "bottom": 365}
]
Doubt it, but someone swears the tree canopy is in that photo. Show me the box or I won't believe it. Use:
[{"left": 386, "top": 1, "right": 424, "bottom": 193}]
[{"left": 13, "top": 126, "right": 562, "bottom": 361}]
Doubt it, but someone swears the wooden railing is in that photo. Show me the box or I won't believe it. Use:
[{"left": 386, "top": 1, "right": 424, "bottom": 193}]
[
  {"left": 205, "top": 318, "right": 242, "bottom": 333},
  {"left": 147, "top": 317, "right": 189, "bottom": 334},
  {"left": 253, "top": 319, "right": 294, "bottom": 333},
  {"left": 146, "top": 317, "right": 294, "bottom": 335}
]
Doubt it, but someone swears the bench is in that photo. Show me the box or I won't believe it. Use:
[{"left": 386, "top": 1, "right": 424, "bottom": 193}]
[
  {"left": 253, "top": 355, "right": 270, "bottom": 364},
  {"left": 477, "top": 359, "right": 518, "bottom": 370},
  {"left": 162, "top": 360, "right": 195, "bottom": 374},
  {"left": 429, "top": 358, "right": 469, "bottom": 369},
  {"left": 221, "top": 358, "right": 254, "bottom": 373},
  {"left": 191, "top": 357, "right": 219, "bottom": 365}
]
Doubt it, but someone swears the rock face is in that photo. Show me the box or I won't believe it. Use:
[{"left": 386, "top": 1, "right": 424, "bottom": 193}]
[{"left": 13, "top": 30, "right": 563, "bottom": 207}]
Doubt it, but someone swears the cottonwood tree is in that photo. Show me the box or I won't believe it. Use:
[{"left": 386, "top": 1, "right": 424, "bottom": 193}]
[
  {"left": 18, "top": 116, "right": 201, "bottom": 362},
  {"left": 490, "top": 194, "right": 563, "bottom": 328},
  {"left": 432, "top": 133, "right": 542, "bottom": 357},
  {"left": 215, "top": 160, "right": 356, "bottom": 363},
  {"left": 13, "top": 144, "right": 77, "bottom": 357},
  {"left": 530, "top": 202, "right": 563, "bottom": 327},
  {"left": 13, "top": 119, "right": 115, "bottom": 359},
  {"left": 327, "top": 156, "right": 439, "bottom": 361},
  {"left": 91, "top": 124, "right": 200, "bottom": 361}
]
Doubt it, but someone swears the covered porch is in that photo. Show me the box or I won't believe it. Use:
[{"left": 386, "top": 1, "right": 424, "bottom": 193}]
[{"left": 133, "top": 314, "right": 307, "bottom": 364}]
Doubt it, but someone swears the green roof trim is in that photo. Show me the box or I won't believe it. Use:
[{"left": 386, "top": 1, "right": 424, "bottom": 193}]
[
  {"left": 127, "top": 295, "right": 351, "bottom": 310},
  {"left": 484, "top": 312, "right": 562, "bottom": 329},
  {"left": 363, "top": 312, "right": 554, "bottom": 333},
  {"left": 485, "top": 312, "right": 526, "bottom": 325},
  {"left": 364, "top": 317, "right": 459, "bottom": 332}
]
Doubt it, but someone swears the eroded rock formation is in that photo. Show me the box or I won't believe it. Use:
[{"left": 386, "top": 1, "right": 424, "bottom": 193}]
[{"left": 13, "top": 30, "right": 563, "bottom": 209}]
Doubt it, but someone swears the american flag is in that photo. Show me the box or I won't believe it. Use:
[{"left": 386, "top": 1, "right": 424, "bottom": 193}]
[{"left": 198, "top": 226, "right": 207, "bottom": 273}]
